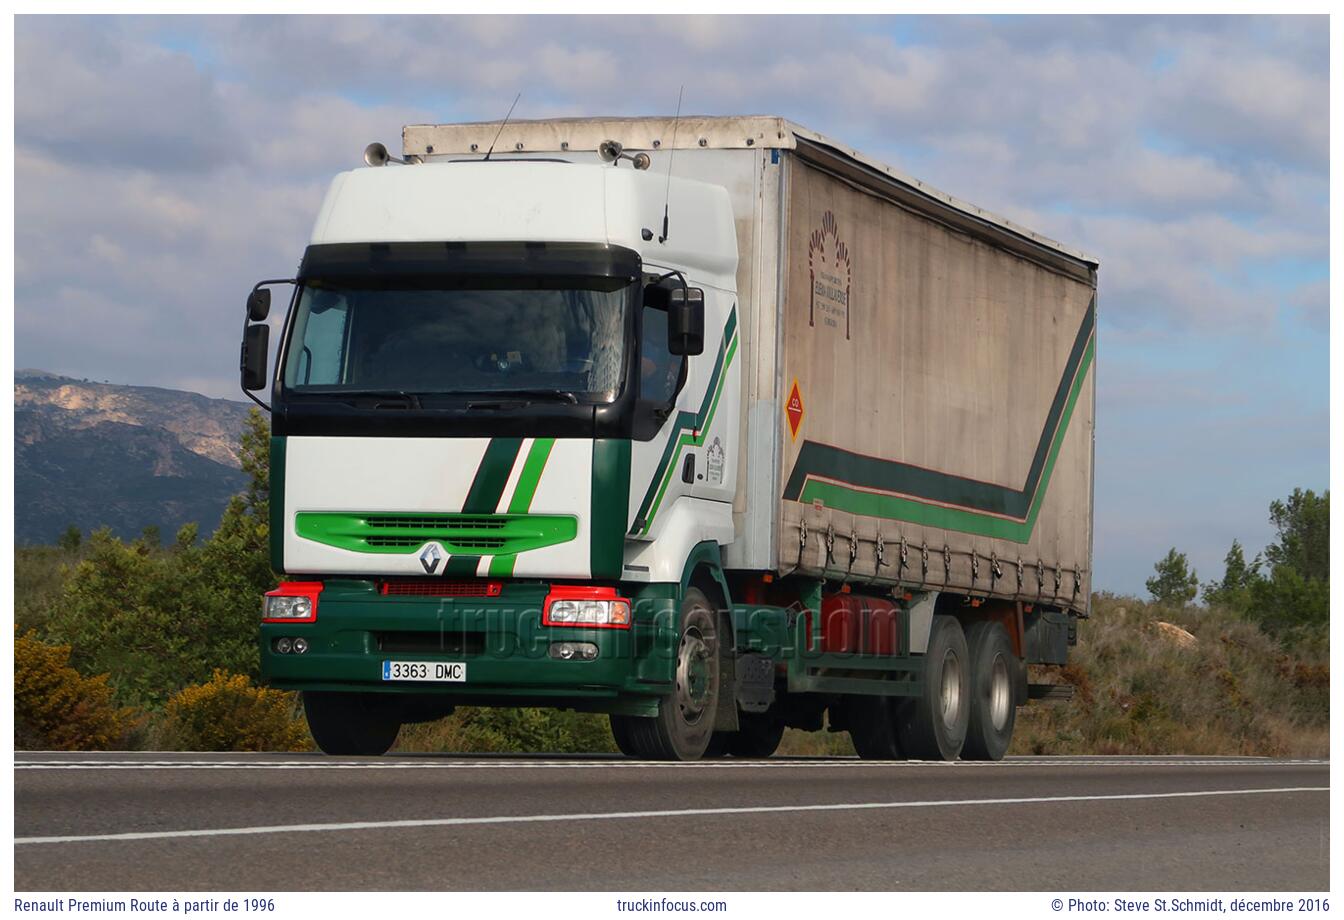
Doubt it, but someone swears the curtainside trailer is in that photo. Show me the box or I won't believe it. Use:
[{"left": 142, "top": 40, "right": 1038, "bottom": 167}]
[{"left": 240, "top": 115, "right": 1097, "bottom": 761}]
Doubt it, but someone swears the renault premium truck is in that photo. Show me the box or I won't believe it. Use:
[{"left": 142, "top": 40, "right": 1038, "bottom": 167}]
[{"left": 241, "top": 115, "right": 1097, "bottom": 761}]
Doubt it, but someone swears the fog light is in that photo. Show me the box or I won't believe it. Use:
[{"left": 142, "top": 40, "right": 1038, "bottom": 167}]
[
  {"left": 275, "top": 637, "right": 293, "bottom": 654},
  {"left": 549, "top": 641, "right": 599, "bottom": 661},
  {"left": 292, "top": 637, "right": 309, "bottom": 654}
]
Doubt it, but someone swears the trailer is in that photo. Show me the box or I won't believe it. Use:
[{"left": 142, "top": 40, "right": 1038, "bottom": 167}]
[{"left": 241, "top": 115, "right": 1097, "bottom": 761}]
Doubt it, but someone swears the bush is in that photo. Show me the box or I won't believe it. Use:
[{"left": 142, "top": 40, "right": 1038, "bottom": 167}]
[
  {"left": 15, "top": 630, "right": 141, "bottom": 750},
  {"left": 158, "top": 669, "right": 310, "bottom": 752},
  {"left": 396, "top": 706, "right": 619, "bottom": 754},
  {"left": 46, "top": 526, "right": 265, "bottom": 707},
  {"left": 1011, "top": 594, "right": 1329, "bottom": 757}
]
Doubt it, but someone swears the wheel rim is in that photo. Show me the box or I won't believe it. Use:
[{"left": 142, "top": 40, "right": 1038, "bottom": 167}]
[
  {"left": 989, "top": 653, "right": 1011, "bottom": 732},
  {"left": 675, "top": 626, "right": 712, "bottom": 725},
  {"left": 939, "top": 647, "right": 962, "bottom": 730}
]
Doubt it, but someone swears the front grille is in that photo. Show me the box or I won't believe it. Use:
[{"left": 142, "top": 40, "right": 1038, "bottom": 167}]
[
  {"left": 376, "top": 631, "right": 487, "bottom": 655},
  {"left": 381, "top": 580, "right": 503, "bottom": 597},
  {"left": 366, "top": 515, "right": 506, "bottom": 531},
  {"left": 295, "top": 511, "right": 578, "bottom": 557}
]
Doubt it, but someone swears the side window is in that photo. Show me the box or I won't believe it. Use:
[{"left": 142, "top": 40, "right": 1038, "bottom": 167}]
[
  {"left": 639, "top": 305, "right": 681, "bottom": 406},
  {"left": 291, "top": 292, "right": 350, "bottom": 385}
]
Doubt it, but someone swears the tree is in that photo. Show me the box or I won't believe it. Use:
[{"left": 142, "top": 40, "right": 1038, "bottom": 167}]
[
  {"left": 47, "top": 409, "right": 277, "bottom": 706},
  {"left": 1146, "top": 548, "right": 1198, "bottom": 607},
  {"left": 1264, "top": 489, "right": 1328, "bottom": 584},
  {"left": 1246, "top": 488, "right": 1329, "bottom": 635},
  {"left": 1202, "top": 539, "right": 1260, "bottom": 610},
  {"left": 56, "top": 525, "right": 81, "bottom": 553}
]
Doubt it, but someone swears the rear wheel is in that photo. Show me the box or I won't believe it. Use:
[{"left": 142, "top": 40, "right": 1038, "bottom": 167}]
[
  {"left": 847, "top": 697, "right": 903, "bottom": 760},
  {"left": 619, "top": 587, "right": 721, "bottom": 761},
  {"left": 895, "top": 615, "right": 970, "bottom": 760},
  {"left": 303, "top": 691, "right": 401, "bottom": 756},
  {"left": 961, "top": 621, "right": 1018, "bottom": 761}
]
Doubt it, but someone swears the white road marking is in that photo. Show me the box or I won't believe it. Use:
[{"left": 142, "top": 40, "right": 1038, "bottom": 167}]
[
  {"left": 14, "top": 786, "right": 1328, "bottom": 846},
  {"left": 13, "top": 757, "right": 1329, "bottom": 771}
]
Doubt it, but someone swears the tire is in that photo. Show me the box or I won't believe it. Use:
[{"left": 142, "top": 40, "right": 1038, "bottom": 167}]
[
  {"left": 703, "top": 733, "right": 732, "bottom": 758},
  {"left": 961, "top": 621, "right": 1018, "bottom": 761},
  {"left": 727, "top": 710, "right": 785, "bottom": 758},
  {"left": 303, "top": 691, "right": 401, "bottom": 756},
  {"left": 895, "top": 614, "right": 970, "bottom": 761},
  {"left": 847, "top": 697, "right": 903, "bottom": 760},
  {"left": 609, "top": 713, "right": 639, "bottom": 757},
  {"left": 620, "top": 587, "right": 721, "bottom": 761}
]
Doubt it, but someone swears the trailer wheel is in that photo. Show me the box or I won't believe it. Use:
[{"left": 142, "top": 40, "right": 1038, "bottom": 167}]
[
  {"left": 894, "top": 614, "right": 970, "bottom": 760},
  {"left": 727, "top": 711, "right": 785, "bottom": 758},
  {"left": 961, "top": 621, "right": 1018, "bottom": 761},
  {"left": 303, "top": 691, "right": 401, "bottom": 756},
  {"left": 847, "top": 697, "right": 903, "bottom": 760},
  {"left": 621, "top": 587, "right": 721, "bottom": 761}
]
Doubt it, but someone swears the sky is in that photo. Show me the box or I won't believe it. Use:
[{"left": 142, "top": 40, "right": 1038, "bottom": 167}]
[{"left": 12, "top": 15, "right": 1330, "bottom": 595}]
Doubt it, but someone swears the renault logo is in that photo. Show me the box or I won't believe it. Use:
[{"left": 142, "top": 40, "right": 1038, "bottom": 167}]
[{"left": 418, "top": 544, "right": 442, "bottom": 575}]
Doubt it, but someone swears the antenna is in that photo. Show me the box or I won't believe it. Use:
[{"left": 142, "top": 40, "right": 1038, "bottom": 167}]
[
  {"left": 483, "top": 93, "right": 521, "bottom": 161},
  {"left": 658, "top": 85, "right": 683, "bottom": 244}
]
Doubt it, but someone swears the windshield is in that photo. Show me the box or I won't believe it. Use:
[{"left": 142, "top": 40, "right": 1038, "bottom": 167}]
[{"left": 281, "top": 277, "right": 631, "bottom": 401}]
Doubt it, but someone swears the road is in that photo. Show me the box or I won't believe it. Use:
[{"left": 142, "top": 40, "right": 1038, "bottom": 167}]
[{"left": 14, "top": 752, "right": 1328, "bottom": 891}]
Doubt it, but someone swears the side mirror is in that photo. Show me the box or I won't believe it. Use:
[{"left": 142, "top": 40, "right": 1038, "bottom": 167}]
[
  {"left": 643, "top": 282, "right": 671, "bottom": 311},
  {"left": 668, "top": 288, "right": 705, "bottom": 356},
  {"left": 247, "top": 287, "right": 271, "bottom": 322},
  {"left": 240, "top": 323, "right": 270, "bottom": 391}
]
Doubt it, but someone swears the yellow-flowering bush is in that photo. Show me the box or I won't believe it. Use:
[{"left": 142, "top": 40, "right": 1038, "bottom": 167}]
[
  {"left": 159, "top": 669, "right": 310, "bottom": 752},
  {"left": 15, "top": 629, "right": 142, "bottom": 750}
]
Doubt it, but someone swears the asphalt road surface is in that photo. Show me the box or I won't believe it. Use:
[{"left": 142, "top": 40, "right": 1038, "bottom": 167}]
[{"left": 14, "top": 752, "right": 1328, "bottom": 891}]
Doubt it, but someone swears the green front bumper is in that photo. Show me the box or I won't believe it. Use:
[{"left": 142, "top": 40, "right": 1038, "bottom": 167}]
[{"left": 260, "top": 580, "right": 676, "bottom": 713}]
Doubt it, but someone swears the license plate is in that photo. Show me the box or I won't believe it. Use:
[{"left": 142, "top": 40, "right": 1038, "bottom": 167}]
[{"left": 382, "top": 660, "right": 466, "bottom": 682}]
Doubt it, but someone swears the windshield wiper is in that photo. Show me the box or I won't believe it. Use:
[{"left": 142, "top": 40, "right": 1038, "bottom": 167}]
[
  {"left": 493, "top": 388, "right": 580, "bottom": 405},
  {"left": 330, "top": 389, "right": 426, "bottom": 409}
]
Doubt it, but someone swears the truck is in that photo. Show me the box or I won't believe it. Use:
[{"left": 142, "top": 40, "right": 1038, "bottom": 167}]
[{"left": 240, "top": 115, "right": 1097, "bottom": 762}]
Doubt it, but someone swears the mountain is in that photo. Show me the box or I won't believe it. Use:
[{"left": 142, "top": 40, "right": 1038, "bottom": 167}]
[{"left": 15, "top": 371, "right": 253, "bottom": 545}]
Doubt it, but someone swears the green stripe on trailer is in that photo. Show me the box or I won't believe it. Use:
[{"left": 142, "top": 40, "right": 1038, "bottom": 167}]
[{"left": 795, "top": 334, "right": 1094, "bottom": 543}]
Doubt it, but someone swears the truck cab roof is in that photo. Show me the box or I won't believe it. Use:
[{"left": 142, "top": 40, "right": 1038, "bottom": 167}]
[{"left": 309, "top": 159, "right": 739, "bottom": 290}]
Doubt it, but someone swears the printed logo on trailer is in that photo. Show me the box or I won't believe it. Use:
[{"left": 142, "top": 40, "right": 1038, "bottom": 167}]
[{"left": 808, "top": 211, "right": 852, "bottom": 339}]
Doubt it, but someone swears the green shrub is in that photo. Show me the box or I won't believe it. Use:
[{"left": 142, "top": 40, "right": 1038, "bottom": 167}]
[
  {"left": 15, "top": 629, "right": 142, "bottom": 750},
  {"left": 1011, "top": 595, "right": 1329, "bottom": 757},
  {"left": 396, "top": 707, "right": 619, "bottom": 754},
  {"left": 158, "top": 669, "right": 309, "bottom": 752}
]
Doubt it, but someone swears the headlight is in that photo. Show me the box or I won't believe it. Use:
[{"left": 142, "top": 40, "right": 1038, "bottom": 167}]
[
  {"left": 542, "top": 587, "right": 632, "bottom": 629},
  {"left": 265, "top": 596, "right": 311, "bottom": 619},
  {"left": 262, "top": 582, "right": 322, "bottom": 622}
]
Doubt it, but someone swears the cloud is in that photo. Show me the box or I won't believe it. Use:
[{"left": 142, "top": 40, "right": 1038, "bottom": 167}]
[{"left": 12, "top": 14, "right": 1329, "bottom": 594}]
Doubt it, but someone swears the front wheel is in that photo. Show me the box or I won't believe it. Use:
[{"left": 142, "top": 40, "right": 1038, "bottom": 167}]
[
  {"left": 303, "top": 691, "right": 401, "bottom": 756},
  {"left": 616, "top": 587, "right": 722, "bottom": 761},
  {"left": 894, "top": 615, "right": 970, "bottom": 760}
]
